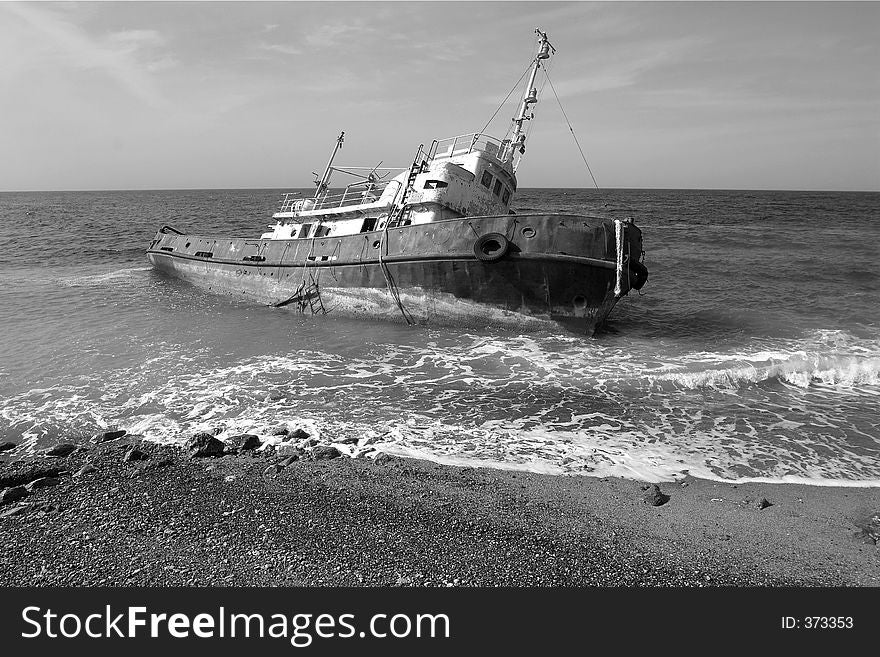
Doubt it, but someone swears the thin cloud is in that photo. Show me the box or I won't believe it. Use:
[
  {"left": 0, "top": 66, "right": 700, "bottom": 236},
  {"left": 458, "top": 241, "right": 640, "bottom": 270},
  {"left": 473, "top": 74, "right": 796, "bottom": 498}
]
[
  {"left": 258, "top": 42, "right": 303, "bottom": 57},
  {"left": 2, "top": 4, "right": 171, "bottom": 107},
  {"left": 106, "top": 29, "right": 165, "bottom": 49},
  {"left": 389, "top": 33, "right": 474, "bottom": 62},
  {"left": 304, "top": 21, "right": 376, "bottom": 49},
  {"left": 550, "top": 36, "right": 708, "bottom": 99}
]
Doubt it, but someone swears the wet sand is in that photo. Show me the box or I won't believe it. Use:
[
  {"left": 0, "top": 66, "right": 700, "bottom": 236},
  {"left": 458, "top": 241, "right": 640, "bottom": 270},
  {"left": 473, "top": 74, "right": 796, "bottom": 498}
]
[{"left": 0, "top": 439, "right": 878, "bottom": 586}]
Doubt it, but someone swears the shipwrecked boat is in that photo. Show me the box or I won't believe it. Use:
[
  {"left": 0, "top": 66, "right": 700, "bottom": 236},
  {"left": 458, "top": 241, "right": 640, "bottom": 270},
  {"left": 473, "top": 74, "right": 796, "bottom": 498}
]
[{"left": 147, "top": 30, "right": 648, "bottom": 334}]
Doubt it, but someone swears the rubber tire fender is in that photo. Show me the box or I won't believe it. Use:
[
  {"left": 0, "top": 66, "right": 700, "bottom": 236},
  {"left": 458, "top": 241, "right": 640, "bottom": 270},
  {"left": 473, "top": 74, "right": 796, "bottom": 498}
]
[{"left": 473, "top": 232, "right": 510, "bottom": 263}]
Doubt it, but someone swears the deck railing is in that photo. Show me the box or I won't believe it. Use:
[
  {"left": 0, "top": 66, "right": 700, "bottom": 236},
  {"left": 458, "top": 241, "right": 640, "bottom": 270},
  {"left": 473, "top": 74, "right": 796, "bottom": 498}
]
[
  {"left": 277, "top": 132, "right": 509, "bottom": 215},
  {"left": 430, "top": 133, "right": 509, "bottom": 161},
  {"left": 278, "top": 179, "right": 402, "bottom": 214}
]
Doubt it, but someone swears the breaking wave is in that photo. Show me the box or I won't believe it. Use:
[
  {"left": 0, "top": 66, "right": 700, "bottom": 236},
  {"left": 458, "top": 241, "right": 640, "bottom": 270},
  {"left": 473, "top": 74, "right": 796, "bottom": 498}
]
[
  {"left": 647, "top": 353, "right": 880, "bottom": 391},
  {"left": 1, "top": 328, "right": 878, "bottom": 486}
]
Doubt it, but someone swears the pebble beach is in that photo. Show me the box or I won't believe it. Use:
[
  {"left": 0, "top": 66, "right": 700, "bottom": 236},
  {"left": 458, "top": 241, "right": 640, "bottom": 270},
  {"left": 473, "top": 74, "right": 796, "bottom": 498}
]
[{"left": 1, "top": 433, "right": 878, "bottom": 587}]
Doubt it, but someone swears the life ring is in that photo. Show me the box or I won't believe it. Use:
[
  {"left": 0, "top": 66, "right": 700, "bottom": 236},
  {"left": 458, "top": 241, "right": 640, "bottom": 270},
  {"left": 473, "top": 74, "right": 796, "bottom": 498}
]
[
  {"left": 473, "top": 232, "right": 510, "bottom": 262},
  {"left": 629, "top": 261, "right": 649, "bottom": 290}
]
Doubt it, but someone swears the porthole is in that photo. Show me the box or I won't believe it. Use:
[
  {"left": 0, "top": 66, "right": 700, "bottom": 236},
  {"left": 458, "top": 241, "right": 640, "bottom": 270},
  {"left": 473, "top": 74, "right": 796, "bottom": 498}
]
[
  {"left": 521, "top": 226, "right": 536, "bottom": 239},
  {"left": 572, "top": 295, "right": 587, "bottom": 309},
  {"left": 372, "top": 240, "right": 381, "bottom": 249}
]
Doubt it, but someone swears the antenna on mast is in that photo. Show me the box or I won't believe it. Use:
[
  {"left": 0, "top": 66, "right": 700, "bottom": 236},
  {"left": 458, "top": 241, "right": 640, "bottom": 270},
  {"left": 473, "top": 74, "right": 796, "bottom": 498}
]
[
  {"left": 506, "top": 29, "right": 555, "bottom": 170},
  {"left": 314, "top": 131, "right": 345, "bottom": 199}
]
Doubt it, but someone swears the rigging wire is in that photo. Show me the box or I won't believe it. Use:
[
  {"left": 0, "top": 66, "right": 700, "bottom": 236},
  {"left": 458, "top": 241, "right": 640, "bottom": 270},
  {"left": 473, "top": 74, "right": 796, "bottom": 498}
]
[
  {"left": 478, "top": 60, "right": 534, "bottom": 137},
  {"left": 543, "top": 67, "right": 601, "bottom": 191}
]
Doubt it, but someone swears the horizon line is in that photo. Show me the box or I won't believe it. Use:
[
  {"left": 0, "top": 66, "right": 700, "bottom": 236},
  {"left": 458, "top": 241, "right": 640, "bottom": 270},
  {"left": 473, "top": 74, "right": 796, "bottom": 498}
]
[{"left": 1, "top": 186, "right": 878, "bottom": 194}]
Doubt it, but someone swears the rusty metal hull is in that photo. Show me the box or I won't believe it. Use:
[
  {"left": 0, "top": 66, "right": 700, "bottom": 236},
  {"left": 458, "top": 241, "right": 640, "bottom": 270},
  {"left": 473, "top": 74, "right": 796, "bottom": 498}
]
[{"left": 147, "top": 213, "right": 645, "bottom": 334}]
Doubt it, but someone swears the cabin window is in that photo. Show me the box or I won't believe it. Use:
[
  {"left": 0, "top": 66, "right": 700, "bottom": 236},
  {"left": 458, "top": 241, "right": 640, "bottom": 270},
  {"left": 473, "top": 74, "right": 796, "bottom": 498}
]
[
  {"left": 493, "top": 179, "right": 503, "bottom": 197},
  {"left": 480, "top": 171, "right": 493, "bottom": 188},
  {"left": 314, "top": 225, "right": 331, "bottom": 238},
  {"left": 298, "top": 223, "right": 312, "bottom": 238},
  {"left": 360, "top": 217, "right": 377, "bottom": 232},
  {"left": 423, "top": 180, "right": 448, "bottom": 190},
  {"left": 502, "top": 188, "right": 511, "bottom": 204}
]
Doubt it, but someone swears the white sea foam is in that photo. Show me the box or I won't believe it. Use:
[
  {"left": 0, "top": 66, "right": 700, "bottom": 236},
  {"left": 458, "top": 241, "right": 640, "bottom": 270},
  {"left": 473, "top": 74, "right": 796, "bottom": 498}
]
[
  {"left": 648, "top": 354, "right": 880, "bottom": 390},
  {"left": 59, "top": 266, "right": 152, "bottom": 287},
  {"left": 1, "top": 329, "right": 878, "bottom": 485}
]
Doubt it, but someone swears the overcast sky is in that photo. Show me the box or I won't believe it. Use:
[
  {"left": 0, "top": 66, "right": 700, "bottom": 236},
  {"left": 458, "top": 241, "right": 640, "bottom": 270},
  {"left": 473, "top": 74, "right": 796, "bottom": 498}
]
[{"left": 1, "top": 1, "right": 877, "bottom": 191}]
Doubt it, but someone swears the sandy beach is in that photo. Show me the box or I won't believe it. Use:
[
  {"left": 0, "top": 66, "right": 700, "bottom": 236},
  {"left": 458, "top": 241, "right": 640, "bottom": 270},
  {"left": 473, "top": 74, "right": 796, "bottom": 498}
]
[{"left": 1, "top": 435, "right": 877, "bottom": 587}]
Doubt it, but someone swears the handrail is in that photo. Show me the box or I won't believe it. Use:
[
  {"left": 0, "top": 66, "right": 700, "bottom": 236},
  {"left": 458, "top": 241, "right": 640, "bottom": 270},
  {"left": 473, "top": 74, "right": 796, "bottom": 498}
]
[
  {"left": 277, "top": 178, "right": 400, "bottom": 214},
  {"left": 430, "top": 132, "right": 508, "bottom": 161},
  {"left": 275, "top": 130, "right": 509, "bottom": 216}
]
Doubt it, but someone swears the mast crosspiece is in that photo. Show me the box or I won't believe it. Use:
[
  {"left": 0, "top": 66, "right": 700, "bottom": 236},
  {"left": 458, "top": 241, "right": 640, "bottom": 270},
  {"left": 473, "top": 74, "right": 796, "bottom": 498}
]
[
  {"left": 314, "top": 131, "right": 345, "bottom": 199},
  {"left": 504, "top": 29, "right": 555, "bottom": 170}
]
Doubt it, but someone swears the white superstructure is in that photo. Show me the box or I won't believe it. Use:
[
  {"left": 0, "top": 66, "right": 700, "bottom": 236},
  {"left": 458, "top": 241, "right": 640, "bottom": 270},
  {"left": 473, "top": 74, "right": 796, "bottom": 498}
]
[{"left": 262, "top": 30, "right": 555, "bottom": 241}]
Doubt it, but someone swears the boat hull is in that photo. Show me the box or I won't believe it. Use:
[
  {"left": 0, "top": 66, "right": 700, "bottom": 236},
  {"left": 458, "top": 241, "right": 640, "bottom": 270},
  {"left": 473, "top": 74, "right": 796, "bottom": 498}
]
[{"left": 147, "top": 213, "right": 646, "bottom": 334}]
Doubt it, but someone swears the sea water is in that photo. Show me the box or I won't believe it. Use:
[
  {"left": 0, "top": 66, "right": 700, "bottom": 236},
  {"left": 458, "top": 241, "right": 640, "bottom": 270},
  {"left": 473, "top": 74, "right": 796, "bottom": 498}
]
[{"left": 0, "top": 188, "right": 877, "bottom": 485}]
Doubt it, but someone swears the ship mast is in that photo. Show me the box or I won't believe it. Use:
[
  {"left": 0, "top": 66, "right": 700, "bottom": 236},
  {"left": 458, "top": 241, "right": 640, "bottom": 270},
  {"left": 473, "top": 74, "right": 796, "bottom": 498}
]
[
  {"left": 314, "top": 131, "right": 345, "bottom": 199},
  {"left": 507, "top": 29, "right": 554, "bottom": 170}
]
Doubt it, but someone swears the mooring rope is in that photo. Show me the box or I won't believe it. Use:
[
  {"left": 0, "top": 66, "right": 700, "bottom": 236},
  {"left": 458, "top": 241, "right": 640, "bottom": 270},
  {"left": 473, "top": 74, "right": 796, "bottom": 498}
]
[
  {"left": 613, "top": 219, "right": 624, "bottom": 298},
  {"left": 377, "top": 218, "right": 414, "bottom": 326}
]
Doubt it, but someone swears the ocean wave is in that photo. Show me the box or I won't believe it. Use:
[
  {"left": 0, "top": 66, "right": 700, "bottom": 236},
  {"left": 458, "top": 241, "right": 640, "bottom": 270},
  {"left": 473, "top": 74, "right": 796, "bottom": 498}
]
[
  {"left": 648, "top": 353, "right": 880, "bottom": 390},
  {"left": 58, "top": 266, "right": 152, "bottom": 287},
  {"left": 1, "top": 327, "right": 878, "bottom": 486}
]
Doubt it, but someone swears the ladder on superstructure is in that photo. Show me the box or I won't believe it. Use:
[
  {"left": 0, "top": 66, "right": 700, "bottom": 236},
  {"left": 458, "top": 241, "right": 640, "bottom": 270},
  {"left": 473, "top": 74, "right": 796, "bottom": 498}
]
[{"left": 389, "top": 143, "right": 433, "bottom": 227}]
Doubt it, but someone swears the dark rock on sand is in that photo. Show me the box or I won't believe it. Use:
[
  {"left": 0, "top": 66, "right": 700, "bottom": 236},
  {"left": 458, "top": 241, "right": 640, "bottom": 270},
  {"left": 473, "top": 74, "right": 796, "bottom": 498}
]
[
  {"left": 74, "top": 464, "right": 97, "bottom": 477},
  {"left": 271, "top": 425, "right": 290, "bottom": 437},
  {"left": 337, "top": 436, "right": 360, "bottom": 445},
  {"left": 45, "top": 444, "right": 77, "bottom": 458},
  {"left": 0, "top": 466, "right": 65, "bottom": 489},
  {"left": 373, "top": 452, "right": 395, "bottom": 465},
  {"left": 24, "top": 477, "right": 62, "bottom": 491},
  {"left": 262, "top": 464, "right": 284, "bottom": 477},
  {"left": 0, "top": 505, "right": 28, "bottom": 518},
  {"left": 758, "top": 498, "right": 773, "bottom": 510},
  {"left": 0, "top": 442, "right": 17, "bottom": 453},
  {"left": 187, "top": 433, "right": 225, "bottom": 458},
  {"left": 132, "top": 458, "right": 173, "bottom": 477},
  {"left": 227, "top": 434, "right": 262, "bottom": 451},
  {"left": 303, "top": 437, "right": 320, "bottom": 449},
  {"left": 0, "top": 486, "right": 28, "bottom": 505},
  {"left": 311, "top": 445, "right": 342, "bottom": 460},
  {"left": 643, "top": 484, "right": 670, "bottom": 507},
  {"left": 123, "top": 448, "right": 149, "bottom": 463},
  {"left": 279, "top": 455, "right": 300, "bottom": 467},
  {"left": 92, "top": 430, "right": 127, "bottom": 443},
  {"left": 854, "top": 512, "right": 880, "bottom": 545},
  {"left": 276, "top": 444, "right": 304, "bottom": 458},
  {"left": 290, "top": 428, "right": 310, "bottom": 441}
]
